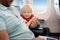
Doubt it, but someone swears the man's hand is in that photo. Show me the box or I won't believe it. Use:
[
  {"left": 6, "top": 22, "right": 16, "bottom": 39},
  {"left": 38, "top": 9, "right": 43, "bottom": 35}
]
[{"left": 34, "top": 37, "right": 45, "bottom": 40}]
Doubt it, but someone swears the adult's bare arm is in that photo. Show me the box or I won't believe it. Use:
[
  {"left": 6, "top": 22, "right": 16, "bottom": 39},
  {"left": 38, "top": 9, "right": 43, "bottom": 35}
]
[
  {"left": 0, "top": 30, "right": 9, "bottom": 40},
  {"left": 34, "top": 37, "right": 45, "bottom": 40}
]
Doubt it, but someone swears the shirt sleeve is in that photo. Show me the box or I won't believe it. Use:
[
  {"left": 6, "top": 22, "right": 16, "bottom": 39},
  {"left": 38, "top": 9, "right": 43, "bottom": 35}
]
[{"left": 0, "top": 17, "right": 6, "bottom": 30}]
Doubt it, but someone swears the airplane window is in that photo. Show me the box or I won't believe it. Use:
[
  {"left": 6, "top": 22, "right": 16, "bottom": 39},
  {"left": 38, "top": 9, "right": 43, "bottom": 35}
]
[
  {"left": 33, "top": 0, "right": 48, "bottom": 14},
  {"left": 54, "top": 0, "right": 59, "bottom": 9},
  {"left": 54, "top": 0, "right": 60, "bottom": 17},
  {"left": 19, "top": 0, "right": 33, "bottom": 8},
  {"left": 19, "top": 0, "right": 24, "bottom": 8}
]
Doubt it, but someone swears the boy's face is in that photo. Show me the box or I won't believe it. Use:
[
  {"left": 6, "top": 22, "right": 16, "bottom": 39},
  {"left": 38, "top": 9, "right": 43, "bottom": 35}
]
[{"left": 22, "top": 10, "right": 32, "bottom": 18}]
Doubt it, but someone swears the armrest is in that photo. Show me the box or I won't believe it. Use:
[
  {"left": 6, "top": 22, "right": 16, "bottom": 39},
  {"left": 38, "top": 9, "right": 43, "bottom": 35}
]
[{"left": 29, "top": 27, "right": 50, "bottom": 37}]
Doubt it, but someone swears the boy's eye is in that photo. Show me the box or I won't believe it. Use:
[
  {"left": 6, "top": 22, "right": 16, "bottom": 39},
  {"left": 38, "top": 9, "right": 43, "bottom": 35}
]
[
  {"left": 27, "top": 12, "right": 30, "bottom": 13},
  {"left": 23, "top": 11, "right": 31, "bottom": 13}
]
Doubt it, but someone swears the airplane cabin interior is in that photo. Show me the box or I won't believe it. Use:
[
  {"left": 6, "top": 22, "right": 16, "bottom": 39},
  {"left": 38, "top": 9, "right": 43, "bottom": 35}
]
[
  {"left": 0, "top": 0, "right": 60, "bottom": 40},
  {"left": 19, "top": 0, "right": 60, "bottom": 40}
]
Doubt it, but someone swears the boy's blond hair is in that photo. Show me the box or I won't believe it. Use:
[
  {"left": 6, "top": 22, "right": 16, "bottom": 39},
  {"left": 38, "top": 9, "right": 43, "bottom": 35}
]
[{"left": 21, "top": 5, "right": 32, "bottom": 13}]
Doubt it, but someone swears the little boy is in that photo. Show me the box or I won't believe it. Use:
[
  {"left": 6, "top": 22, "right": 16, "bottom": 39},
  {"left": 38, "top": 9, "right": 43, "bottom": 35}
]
[{"left": 20, "top": 5, "right": 40, "bottom": 28}]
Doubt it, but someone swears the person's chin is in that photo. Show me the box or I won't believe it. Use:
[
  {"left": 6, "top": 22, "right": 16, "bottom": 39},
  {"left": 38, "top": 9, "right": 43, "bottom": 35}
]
[
  {"left": 25, "top": 17, "right": 30, "bottom": 18},
  {"left": 6, "top": 2, "right": 12, "bottom": 7},
  {"left": 5, "top": 5, "right": 10, "bottom": 7},
  {"left": 3, "top": 3, "right": 11, "bottom": 7}
]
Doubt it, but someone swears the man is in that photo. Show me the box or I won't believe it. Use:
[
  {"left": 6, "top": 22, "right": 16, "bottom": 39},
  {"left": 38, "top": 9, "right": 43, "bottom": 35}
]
[{"left": 0, "top": 0, "right": 44, "bottom": 40}]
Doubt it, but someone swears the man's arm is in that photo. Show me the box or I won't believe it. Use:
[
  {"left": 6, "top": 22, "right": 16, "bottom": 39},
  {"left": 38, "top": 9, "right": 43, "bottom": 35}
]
[
  {"left": 0, "top": 30, "right": 9, "bottom": 40},
  {"left": 34, "top": 37, "right": 45, "bottom": 40},
  {"left": 0, "top": 17, "right": 9, "bottom": 40}
]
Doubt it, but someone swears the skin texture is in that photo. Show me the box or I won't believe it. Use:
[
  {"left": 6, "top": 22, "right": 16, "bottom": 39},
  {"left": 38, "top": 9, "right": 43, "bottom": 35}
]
[
  {"left": 34, "top": 37, "right": 45, "bottom": 40},
  {"left": 0, "top": 30, "right": 9, "bottom": 40}
]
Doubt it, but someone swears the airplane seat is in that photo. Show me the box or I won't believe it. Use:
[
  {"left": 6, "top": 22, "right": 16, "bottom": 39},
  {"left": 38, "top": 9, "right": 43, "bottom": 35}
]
[
  {"left": 29, "top": 27, "right": 50, "bottom": 37},
  {"left": 29, "top": 19, "right": 50, "bottom": 37}
]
